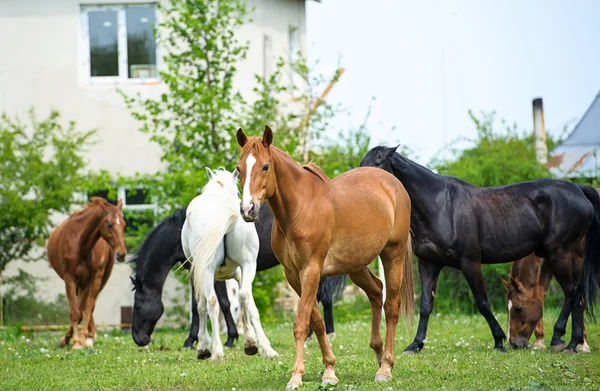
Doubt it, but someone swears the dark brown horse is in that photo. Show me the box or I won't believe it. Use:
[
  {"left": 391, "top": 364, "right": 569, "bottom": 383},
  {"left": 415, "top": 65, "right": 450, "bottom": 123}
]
[
  {"left": 236, "top": 127, "right": 414, "bottom": 389},
  {"left": 48, "top": 197, "right": 127, "bottom": 349},
  {"left": 503, "top": 252, "right": 590, "bottom": 352}
]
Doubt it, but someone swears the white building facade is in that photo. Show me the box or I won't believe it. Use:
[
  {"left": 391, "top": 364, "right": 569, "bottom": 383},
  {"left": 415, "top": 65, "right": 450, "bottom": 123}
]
[{"left": 0, "top": 0, "right": 309, "bottom": 326}]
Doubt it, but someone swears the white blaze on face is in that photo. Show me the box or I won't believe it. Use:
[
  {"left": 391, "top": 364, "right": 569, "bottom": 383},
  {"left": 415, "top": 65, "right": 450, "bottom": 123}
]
[
  {"left": 507, "top": 299, "right": 513, "bottom": 342},
  {"left": 242, "top": 153, "right": 256, "bottom": 210},
  {"left": 116, "top": 217, "right": 120, "bottom": 225}
]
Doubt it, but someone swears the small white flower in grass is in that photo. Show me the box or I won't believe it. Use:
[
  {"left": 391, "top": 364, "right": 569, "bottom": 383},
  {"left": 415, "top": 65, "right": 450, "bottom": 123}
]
[
  {"left": 232, "top": 388, "right": 236, "bottom": 391},
  {"left": 134, "top": 360, "right": 138, "bottom": 364},
  {"left": 21, "top": 335, "right": 25, "bottom": 339},
  {"left": 104, "top": 334, "right": 108, "bottom": 338},
  {"left": 180, "top": 372, "right": 187, "bottom": 377},
  {"left": 46, "top": 354, "right": 51, "bottom": 358},
  {"left": 172, "top": 372, "right": 176, "bottom": 376},
  {"left": 339, "top": 345, "right": 344, "bottom": 350},
  {"left": 452, "top": 358, "right": 457, "bottom": 363}
]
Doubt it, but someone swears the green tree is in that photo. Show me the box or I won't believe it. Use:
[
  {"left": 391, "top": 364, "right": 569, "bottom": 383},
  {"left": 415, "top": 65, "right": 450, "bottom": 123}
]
[
  {"left": 430, "top": 111, "right": 556, "bottom": 313},
  {"left": 0, "top": 110, "right": 95, "bottom": 274}
]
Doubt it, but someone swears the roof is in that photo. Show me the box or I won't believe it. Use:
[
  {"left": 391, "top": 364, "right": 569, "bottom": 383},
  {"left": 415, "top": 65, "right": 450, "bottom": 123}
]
[{"left": 550, "top": 90, "right": 600, "bottom": 178}]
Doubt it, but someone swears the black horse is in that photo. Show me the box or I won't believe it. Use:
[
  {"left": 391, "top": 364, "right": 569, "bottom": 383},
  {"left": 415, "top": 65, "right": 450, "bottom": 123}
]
[
  {"left": 361, "top": 146, "right": 600, "bottom": 353},
  {"left": 129, "top": 202, "right": 347, "bottom": 348}
]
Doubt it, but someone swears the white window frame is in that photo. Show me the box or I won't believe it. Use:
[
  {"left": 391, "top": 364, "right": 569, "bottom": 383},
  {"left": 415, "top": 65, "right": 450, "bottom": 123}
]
[
  {"left": 79, "top": 3, "right": 161, "bottom": 85},
  {"left": 117, "top": 186, "right": 157, "bottom": 212}
]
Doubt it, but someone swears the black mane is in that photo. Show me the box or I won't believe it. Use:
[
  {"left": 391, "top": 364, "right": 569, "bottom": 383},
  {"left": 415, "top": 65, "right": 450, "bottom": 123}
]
[{"left": 132, "top": 208, "right": 187, "bottom": 284}]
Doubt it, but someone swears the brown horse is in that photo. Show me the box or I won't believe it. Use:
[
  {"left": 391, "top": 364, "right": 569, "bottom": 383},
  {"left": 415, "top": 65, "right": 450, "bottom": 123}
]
[
  {"left": 503, "top": 249, "right": 590, "bottom": 352},
  {"left": 236, "top": 126, "right": 414, "bottom": 389},
  {"left": 48, "top": 197, "right": 127, "bottom": 349}
]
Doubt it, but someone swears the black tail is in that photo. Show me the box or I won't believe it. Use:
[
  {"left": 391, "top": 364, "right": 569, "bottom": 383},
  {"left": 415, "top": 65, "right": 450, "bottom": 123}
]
[
  {"left": 579, "top": 185, "right": 600, "bottom": 319},
  {"left": 317, "top": 275, "right": 348, "bottom": 304}
]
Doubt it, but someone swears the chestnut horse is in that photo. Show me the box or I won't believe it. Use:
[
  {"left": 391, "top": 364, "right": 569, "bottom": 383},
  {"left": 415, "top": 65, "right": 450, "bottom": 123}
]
[
  {"left": 236, "top": 127, "right": 414, "bottom": 389},
  {"left": 504, "top": 253, "right": 590, "bottom": 352},
  {"left": 48, "top": 197, "right": 127, "bottom": 349}
]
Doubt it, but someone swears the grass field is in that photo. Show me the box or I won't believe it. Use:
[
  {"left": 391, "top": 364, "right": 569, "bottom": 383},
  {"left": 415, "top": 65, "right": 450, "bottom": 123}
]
[{"left": 1, "top": 310, "right": 599, "bottom": 391}]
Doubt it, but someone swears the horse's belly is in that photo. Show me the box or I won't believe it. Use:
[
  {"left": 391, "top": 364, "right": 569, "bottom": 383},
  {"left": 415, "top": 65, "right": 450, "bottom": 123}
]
[{"left": 321, "top": 245, "right": 382, "bottom": 276}]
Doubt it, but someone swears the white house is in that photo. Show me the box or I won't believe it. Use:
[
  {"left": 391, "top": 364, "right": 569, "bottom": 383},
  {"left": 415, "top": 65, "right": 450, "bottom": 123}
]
[{"left": 0, "top": 0, "right": 312, "bottom": 326}]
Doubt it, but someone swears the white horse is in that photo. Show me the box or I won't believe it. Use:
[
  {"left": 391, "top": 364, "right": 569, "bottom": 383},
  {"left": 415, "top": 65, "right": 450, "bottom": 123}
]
[{"left": 182, "top": 168, "right": 278, "bottom": 361}]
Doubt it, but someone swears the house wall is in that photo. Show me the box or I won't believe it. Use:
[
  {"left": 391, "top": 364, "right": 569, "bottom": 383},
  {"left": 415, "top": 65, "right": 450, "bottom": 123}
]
[{"left": 0, "top": 0, "right": 307, "bottom": 326}]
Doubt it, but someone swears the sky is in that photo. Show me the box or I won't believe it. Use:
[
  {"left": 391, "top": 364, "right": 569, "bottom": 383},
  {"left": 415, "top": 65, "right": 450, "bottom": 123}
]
[{"left": 306, "top": 0, "right": 600, "bottom": 165}]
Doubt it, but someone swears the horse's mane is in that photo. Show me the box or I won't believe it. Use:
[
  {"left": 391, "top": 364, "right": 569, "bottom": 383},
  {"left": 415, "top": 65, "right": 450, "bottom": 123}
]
[
  {"left": 72, "top": 197, "right": 114, "bottom": 216},
  {"left": 303, "top": 163, "right": 330, "bottom": 182},
  {"left": 132, "top": 208, "right": 186, "bottom": 277}
]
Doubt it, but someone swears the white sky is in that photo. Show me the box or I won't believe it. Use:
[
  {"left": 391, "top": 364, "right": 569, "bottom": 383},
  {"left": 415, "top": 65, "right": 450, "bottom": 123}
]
[{"left": 306, "top": 0, "right": 600, "bottom": 164}]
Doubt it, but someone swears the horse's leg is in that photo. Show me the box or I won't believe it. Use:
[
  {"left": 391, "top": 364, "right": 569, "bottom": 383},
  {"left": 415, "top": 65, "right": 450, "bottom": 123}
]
[
  {"left": 62, "top": 274, "right": 83, "bottom": 349},
  {"left": 215, "top": 280, "right": 239, "bottom": 348},
  {"left": 201, "top": 269, "right": 225, "bottom": 361},
  {"left": 404, "top": 259, "right": 442, "bottom": 354},
  {"left": 232, "top": 268, "right": 258, "bottom": 355},
  {"left": 375, "top": 244, "right": 408, "bottom": 382},
  {"left": 532, "top": 317, "right": 546, "bottom": 350},
  {"left": 195, "top": 286, "right": 211, "bottom": 360},
  {"left": 183, "top": 282, "right": 199, "bottom": 349},
  {"left": 80, "top": 274, "right": 103, "bottom": 348},
  {"left": 578, "top": 326, "right": 591, "bottom": 353},
  {"left": 347, "top": 267, "right": 384, "bottom": 366},
  {"left": 547, "top": 250, "right": 584, "bottom": 353},
  {"left": 460, "top": 259, "right": 507, "bottom": 351},
  {"left": 77, "top": 286, "right": 91, "bottom": 346},
  {"left": 284, "top": 266, "right": 337, "bottom": 388},
  {"left": 238, "top": 262, "right": 278, "bottom": 358},
  {"left": 322, "top": 301, "right": 335, "bottom": 338}
]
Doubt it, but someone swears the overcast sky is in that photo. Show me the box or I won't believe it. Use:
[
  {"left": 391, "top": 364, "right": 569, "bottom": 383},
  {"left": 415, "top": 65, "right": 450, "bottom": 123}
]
[{"left": 306, "top": 0, "right": 600, "bottom": 164}]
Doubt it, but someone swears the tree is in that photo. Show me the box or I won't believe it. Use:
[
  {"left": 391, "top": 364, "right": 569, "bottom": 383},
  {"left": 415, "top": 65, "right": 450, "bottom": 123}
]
[
  {"left": 0, "top": 110, "right": 95, "bottom": 274},
  {"left": 429, "top": 111, "right": 557, "bottom": 313}
]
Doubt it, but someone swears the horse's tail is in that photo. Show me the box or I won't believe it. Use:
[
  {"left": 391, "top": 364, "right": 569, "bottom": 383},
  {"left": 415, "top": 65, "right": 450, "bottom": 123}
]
[
  {"left": 317, "top": 275, "right": 348, "bottom": 304},
  {"left": 188, "top": 205, "right": 238, "bottom": 303},
  {"left": 398, "top": 232, "right": 415, "bottom": 324},
  {"left": 579, "top": 185, "right": 600, "bottom": 319}
]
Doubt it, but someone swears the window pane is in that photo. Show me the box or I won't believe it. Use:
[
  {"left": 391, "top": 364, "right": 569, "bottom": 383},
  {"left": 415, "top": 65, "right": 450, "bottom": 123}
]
[
  {"left": 88, "top": 189, "right": 117, "bottom": 204},
  {"left": 126, "top": 5, "right": 157, "bottom": 79},
  {"left": 125, "top": 188, "right": 150, "bottom": 205},
  {"left": 89, "top": 10, "right": 119, "bottom": 77}
]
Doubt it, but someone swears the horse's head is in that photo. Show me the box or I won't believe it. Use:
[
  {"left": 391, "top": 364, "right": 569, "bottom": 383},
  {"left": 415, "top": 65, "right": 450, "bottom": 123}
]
[
  {"left": 236, "top": 126, "right": 276, "bottom": 222},
  {"left": 502, "top": 277, "right": 545, "bottom": 349},
  {"left": 203, "top": 167, "right": 240, "bottom": 199},
  {"left": 130, "top": 274, "right": 163, "bottom": 346},
  {"left": 96, "top": 198, "right": 127, "bottom": 262},
  {"left": 360, "top": 145, "right": 408, "bottom": 173}
]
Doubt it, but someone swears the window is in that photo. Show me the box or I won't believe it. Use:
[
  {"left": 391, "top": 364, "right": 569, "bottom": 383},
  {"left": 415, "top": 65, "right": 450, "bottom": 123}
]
[
  {"left": 87, "top": 186, "right": 156, "bottom": 233},
  {"left": 80, "top": 4, "right": 159, "bottom": 83}
]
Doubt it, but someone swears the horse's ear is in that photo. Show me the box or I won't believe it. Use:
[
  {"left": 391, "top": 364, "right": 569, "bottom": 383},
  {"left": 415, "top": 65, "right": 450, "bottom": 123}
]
[
  {"left": 116, "top": 199, "right": 123, "bottom": 210},
  {"left": 501, "top": 279, "right": 511, "bottom": 290},
  {"left": 389, "top": 145, "right": 401, "bottom": 156},
  {"left": 510, "top": 276, "right": 524, "bottom": 292},
  {"left": 205, "top": 167, "right": 216, "bottom": 180},
  {"left": 262, "top": 125, "right": 273, "bottom": 147},
  {"left": 236, "top": 128, "right": 247, "bottom": 147},
  {"left": 232, "top": 168, "right": 239, "bottom": 182}
]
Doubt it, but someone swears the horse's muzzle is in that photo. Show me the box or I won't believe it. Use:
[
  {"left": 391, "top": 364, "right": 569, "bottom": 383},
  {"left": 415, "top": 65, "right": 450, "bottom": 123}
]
[
  {"left": 510, "top": 336, "right": 530, "bottom": 349},
  {"left": 240, "top": 202, "right": 259, "bottom": 222},
  {"left": 116, "top": 253, "right": 126, "bottom": 263}
]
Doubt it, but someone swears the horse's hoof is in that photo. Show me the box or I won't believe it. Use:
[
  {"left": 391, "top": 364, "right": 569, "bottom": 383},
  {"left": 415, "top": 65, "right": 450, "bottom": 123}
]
[
  {"left": 262, "top": 348, "right": 279, "bottom": 359},
  {"left": 327, "top": 332, "right": 336, "bottom": 341},
  {"left": 402, "top": 349, "right": 418, "bottom": 355},
  {"left": 84, "top": 338, "right": 94, "bottom": 348},
  {"left": 562, "top": 348, "right": 576, "bottom": 355},
  {"left": 72, "top": 342, "right": 83, "bottom": 350},
  {"left": 374, "top": 374, "right": 392, "bottom": 382},
  {"left": 197, "top": 349, "right": 211, "bottom": 360},
  {"left": 286, "top": 383, "right": 300, "bottom": 391},
  {"left": 244, "top": 345, "right": 259, "bottom": 356},
  {"left": 496, "top": 346, "right": 507, "bottom": 353},
  {"left": 322, "top": 377, "right": 339, "bottom": 385},
  {"left": 211, "top": 352, "right": 224, "bottom": 362},
  {"left": 183, "top": 338, "right": 196, "bottom": 349},
  {"left": 58, "top": 339, "right": 68, "bottom": 348},
  {"left": 550, "top": 343, "right": 566, "bottom": 353},
  {"left": 576, "top": 344, "right": 591, "bottom": 354},
  {"left": 532, "top": 343, "right": 547, "bottom": 351}
]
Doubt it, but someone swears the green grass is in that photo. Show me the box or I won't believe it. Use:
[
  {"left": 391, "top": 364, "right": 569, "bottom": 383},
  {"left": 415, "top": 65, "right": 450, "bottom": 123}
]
[{"left": 1, "top": 311, "right": 599, "bottom": 391}]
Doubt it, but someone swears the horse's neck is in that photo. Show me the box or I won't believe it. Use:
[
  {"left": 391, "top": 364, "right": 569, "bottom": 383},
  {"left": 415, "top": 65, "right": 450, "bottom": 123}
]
[
  {"left": 393, "top": 159, "right": 446, "bottom": 220},
  {"left": 74, "top": 207, "right": 103, "bottom": 257},
  {"left": 142, "top": 254, "right": 179, "bottom": 290},
  {"left": 267, "top": 148, "right": 325, "bottom": 228},
  {"left": 139, "top": 225, "right": 183, "bottom": 289},
  {"left": 511, "top": 256, "right": 543, "bottom": 288}
]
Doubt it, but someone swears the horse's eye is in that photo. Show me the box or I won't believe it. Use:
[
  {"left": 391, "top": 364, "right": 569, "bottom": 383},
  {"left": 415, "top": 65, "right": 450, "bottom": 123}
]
[
  {"left": 107, "top": 223, "right": 114, "bottom": 229},
  {"left": 262, "top": 164, "right": 270, "bottom": 172},
  {"left": 515, "top": 305, "right": 523, "bottom": 314}
]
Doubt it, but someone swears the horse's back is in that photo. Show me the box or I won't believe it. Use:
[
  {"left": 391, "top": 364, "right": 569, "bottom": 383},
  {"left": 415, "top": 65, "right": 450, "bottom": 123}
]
[{"left": 333, "top": 167, "right": 409, "bottom": 208}]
